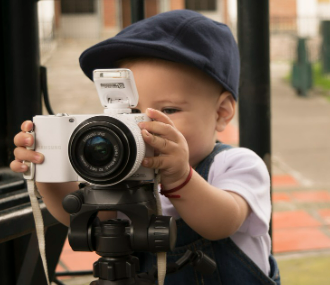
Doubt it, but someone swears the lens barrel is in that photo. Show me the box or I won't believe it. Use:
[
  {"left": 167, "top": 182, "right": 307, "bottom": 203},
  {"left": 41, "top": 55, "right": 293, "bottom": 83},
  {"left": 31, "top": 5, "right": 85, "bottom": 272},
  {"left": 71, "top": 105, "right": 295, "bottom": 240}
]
[{"left": 69, "top": 116, "right": 138, "bottom": 185}]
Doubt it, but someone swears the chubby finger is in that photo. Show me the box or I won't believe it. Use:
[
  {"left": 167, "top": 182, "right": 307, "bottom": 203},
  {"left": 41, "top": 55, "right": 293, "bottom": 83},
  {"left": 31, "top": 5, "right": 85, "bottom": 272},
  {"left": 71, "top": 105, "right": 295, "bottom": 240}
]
[
  {"left": 21, "top": 120, "right": 34, "bottom": 132},
  {"left": 10, "top": 160, "right": 29, "bottom": 173},
  {"left": 14, "top": 147, "right": 44, "bottom": 164},
  {"left": 142, "top": 155, "right": 168, "bottom": 170},
  {"left": 14, "top": 132, "right": 34, "bottom": 148},
  {"left": 139, "top": 121, "right": 179, "bottom": 142},
  {"left": 145, "top": 108, "right": 175, "bottom": 126},
  {"left": 141, "top": 129, "right": 175, "bottom": 154}
]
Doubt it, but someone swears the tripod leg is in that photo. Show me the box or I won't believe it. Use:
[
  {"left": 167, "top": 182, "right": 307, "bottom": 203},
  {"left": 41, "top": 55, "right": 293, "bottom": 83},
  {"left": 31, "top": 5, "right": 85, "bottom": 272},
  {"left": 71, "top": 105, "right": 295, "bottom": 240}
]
[{"left": 16, "top": 223, "right": 68, "bottom": 285}]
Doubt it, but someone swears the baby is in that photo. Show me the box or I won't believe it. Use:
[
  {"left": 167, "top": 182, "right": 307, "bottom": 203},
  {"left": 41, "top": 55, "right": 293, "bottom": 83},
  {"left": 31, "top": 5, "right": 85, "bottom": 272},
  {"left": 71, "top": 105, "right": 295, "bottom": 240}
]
[{"left": 11, "top": 10, "right": 280, "bottom": 285}]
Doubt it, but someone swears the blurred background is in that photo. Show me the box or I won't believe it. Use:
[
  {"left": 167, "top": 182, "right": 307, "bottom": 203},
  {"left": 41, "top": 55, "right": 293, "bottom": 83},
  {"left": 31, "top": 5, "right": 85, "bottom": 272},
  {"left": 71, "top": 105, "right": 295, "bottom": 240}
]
[
  {"left": 38, "top": 0, "right": 330, "bottom": 67},
  {"left": 39, "top": 1, "right": 330, "bottom": 284},
  {"left": 5, "top": 0, "right": 330, "bottom": 284}
]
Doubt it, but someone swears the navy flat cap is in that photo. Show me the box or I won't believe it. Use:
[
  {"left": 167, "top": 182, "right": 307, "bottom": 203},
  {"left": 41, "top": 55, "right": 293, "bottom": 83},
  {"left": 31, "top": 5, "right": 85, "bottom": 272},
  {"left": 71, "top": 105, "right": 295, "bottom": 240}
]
[{"left": 79, "top": 9, "right": 240, "bottom": 100}]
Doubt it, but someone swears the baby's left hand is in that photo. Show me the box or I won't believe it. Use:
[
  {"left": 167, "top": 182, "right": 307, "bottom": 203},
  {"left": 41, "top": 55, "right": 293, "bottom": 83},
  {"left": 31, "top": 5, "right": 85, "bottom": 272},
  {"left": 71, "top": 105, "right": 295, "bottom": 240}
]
[{"left": 138, "top": 108, "right": 191, "bottom": 190}]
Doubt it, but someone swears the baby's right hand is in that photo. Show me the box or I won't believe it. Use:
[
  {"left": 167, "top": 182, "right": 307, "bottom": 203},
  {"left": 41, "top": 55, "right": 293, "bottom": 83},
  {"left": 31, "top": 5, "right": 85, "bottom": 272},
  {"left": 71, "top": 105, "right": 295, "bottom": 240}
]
[{"left": 10, "top": 120, "right": 44, "bottom": 173}]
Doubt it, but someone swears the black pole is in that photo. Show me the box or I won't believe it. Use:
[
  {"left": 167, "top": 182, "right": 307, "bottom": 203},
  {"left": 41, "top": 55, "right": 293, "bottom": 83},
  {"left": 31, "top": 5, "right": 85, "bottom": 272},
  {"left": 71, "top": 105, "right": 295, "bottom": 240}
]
[
  {"left": 1, "top": 0, "right": 42, "bottom": 167},
  {"left": 237, "top": 1, "right": 272, "bottom": 239},
  {"left": 0, "top": 0, "right": 7, "bottom": 165},
  {"left": 131, "top": 0, "right": 145, "bottom": 23},
  {"left": 0, "top": 0, "right": 42, "bottom": 284}
]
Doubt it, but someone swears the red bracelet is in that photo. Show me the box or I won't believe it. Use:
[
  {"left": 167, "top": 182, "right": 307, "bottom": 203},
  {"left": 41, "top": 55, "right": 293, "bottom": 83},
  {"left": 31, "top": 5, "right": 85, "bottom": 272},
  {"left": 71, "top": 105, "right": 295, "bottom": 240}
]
[{"left": 160, "top": 166, "right": 193, "bottom": 198}]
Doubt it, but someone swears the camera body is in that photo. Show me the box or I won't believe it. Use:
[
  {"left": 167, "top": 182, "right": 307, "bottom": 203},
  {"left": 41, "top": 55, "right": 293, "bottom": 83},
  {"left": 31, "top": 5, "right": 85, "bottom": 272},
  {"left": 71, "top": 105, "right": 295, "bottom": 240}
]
[{"left": 28, "top": 69, "right": 154, "bottom": 186}]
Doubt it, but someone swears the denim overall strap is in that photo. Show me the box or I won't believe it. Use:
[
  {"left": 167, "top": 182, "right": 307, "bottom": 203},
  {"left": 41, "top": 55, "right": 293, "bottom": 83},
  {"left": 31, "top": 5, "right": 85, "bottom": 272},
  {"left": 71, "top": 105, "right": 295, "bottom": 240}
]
[
  {"left": 136, "top": 143, "right": 280, "bottom": 284},
  {"left": 195, "top": 143, "right": 233, "bottom": 181}
]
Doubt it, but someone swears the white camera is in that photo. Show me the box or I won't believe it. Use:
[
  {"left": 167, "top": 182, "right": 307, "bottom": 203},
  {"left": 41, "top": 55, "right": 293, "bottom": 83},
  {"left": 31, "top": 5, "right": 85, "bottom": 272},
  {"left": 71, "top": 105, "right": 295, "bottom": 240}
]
[{"left": 25, "top": 69, "right": 154, "bottom": 186}]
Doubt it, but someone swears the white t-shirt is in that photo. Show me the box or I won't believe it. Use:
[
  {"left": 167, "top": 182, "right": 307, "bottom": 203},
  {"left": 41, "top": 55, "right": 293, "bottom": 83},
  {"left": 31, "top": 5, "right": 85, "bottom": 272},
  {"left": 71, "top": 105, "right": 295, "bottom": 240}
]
[{"left": 161, "top": 147, "right": 272, "bottom": 276}]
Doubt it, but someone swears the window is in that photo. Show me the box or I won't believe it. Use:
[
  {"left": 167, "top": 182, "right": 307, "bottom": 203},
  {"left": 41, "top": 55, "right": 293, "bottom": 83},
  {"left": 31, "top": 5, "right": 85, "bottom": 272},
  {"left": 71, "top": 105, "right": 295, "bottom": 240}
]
[
  {"left": 61, "top": 0, "right": 95, "bottom": 14},
  {"left": 185, "top": 0, "right": 216, "bottom": 11}
]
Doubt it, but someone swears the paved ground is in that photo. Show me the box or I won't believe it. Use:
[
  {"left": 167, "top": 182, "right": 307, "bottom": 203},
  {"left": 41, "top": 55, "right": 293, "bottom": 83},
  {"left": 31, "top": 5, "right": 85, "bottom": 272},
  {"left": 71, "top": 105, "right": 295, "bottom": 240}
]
[{"left": 41, "top": 39, "right": 330, "bottom": 284}]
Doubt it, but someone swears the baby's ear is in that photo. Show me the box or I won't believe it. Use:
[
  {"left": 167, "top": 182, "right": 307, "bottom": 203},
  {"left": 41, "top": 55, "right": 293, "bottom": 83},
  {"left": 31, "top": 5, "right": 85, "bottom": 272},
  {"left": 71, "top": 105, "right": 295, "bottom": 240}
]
[{"left": 215, "top": 91, "right": 236, "bottom": 132}]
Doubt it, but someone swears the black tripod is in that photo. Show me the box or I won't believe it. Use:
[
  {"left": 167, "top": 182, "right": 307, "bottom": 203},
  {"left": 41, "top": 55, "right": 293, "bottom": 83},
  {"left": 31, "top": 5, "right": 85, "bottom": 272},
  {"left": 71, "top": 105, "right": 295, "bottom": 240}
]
[
  {"left": 62, "top": 181, "right": 216, "bottom": 285},
  {"left": 89, "top": 219, "right": 157, "bottom": 285},
  {"left": 62, "top": 181, "right": 176, "bottom": 285}
]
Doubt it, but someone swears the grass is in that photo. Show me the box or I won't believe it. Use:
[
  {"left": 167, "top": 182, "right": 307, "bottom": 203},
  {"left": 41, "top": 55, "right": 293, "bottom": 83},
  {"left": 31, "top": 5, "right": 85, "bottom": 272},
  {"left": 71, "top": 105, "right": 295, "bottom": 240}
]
[
  {"left": 313, "top": 63, "right": 330, "bottom": 90},
  {"left": 277, "top": 254, "right": 330, "bottom": 285},
  {"left": 313, "top": 63, "right": 330, "bottom": 102}
]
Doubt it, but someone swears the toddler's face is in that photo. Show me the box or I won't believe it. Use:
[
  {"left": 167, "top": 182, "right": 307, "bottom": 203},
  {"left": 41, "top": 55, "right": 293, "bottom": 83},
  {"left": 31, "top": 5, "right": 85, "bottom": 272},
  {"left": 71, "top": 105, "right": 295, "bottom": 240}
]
[{"left": 121, "top": 59, "right": 228, "bottom": 167}]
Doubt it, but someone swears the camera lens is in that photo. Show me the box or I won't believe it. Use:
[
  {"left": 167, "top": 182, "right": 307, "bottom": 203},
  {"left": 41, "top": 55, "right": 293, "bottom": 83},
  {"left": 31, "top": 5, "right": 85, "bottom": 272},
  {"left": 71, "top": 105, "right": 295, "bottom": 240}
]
[
  {"left": 68, "top": 116, "right": 145, "bottom": 186},
  {"left": 70, "top": 125, "right": 125, "bottom": 179},
  {"left": 84, "top": 136, "right": 112, "bottom": 166}
]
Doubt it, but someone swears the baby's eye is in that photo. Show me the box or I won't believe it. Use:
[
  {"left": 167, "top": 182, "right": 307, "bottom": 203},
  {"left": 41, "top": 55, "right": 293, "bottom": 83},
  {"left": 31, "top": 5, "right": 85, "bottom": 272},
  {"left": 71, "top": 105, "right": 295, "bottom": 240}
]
[
  {"left": 161, "top": 108, "right": 180, "bottom": 115},
  {"left": 131, "top": 109, "right": 141, "bottom": 114}
]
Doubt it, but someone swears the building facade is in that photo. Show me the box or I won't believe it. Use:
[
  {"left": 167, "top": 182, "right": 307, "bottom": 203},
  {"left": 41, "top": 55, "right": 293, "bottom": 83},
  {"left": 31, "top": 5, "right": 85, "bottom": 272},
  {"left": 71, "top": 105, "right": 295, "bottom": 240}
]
[{"left": 38, "top": 0, "right": 330, "bottom": 61}]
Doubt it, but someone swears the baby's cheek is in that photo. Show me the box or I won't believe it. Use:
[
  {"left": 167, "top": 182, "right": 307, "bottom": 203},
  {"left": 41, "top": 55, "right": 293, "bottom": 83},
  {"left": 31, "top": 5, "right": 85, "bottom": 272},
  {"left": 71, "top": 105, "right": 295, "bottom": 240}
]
[
  {"left": 186, "top": 142, "right": 201, "bottom": 165},
  {"left": 188, "top": 138, "right": 214, "bottom": 166}
]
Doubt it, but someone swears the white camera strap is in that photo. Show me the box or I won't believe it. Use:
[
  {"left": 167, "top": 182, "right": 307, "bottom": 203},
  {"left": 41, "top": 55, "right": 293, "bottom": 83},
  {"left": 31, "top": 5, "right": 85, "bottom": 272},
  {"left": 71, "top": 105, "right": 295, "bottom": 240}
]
[
  {"left": 25, "top": 167, "right": 165, "bottom": 285},
  {"left": 23, "top": 130, "right": 51, "bottom": 284},
  {"left": 26, "top": 179, "right": 51, "bottom": 285},
  {"left": 154, "top": 170, "right": 166, "bottom": 285}
]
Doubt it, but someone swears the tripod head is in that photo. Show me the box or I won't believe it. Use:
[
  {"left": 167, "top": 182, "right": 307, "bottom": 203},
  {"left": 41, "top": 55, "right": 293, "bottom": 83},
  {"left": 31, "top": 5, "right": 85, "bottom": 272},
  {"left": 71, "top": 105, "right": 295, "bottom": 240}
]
[{"left": 62, "top": 181, "right": 177, "bottom": 284}]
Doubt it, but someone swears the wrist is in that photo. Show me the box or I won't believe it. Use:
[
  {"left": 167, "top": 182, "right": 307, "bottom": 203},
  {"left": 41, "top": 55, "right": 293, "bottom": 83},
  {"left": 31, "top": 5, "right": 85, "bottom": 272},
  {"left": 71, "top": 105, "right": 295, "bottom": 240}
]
[
  {"left": 160, "top": 164, "right": 191, "bottom": 189},
  {"left": 160, "top": 165, "right": 193, "bottom": 198}
]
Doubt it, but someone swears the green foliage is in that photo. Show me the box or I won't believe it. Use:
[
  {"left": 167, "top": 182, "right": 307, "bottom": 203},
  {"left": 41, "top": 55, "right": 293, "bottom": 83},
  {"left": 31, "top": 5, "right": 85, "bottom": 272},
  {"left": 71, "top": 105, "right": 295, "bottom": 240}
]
[
  {"left": 287, "top": 62, "right": 330, "bottom": 99},
  {"left": 313, "top": 62, "right": 330, "bottom": 91}
]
